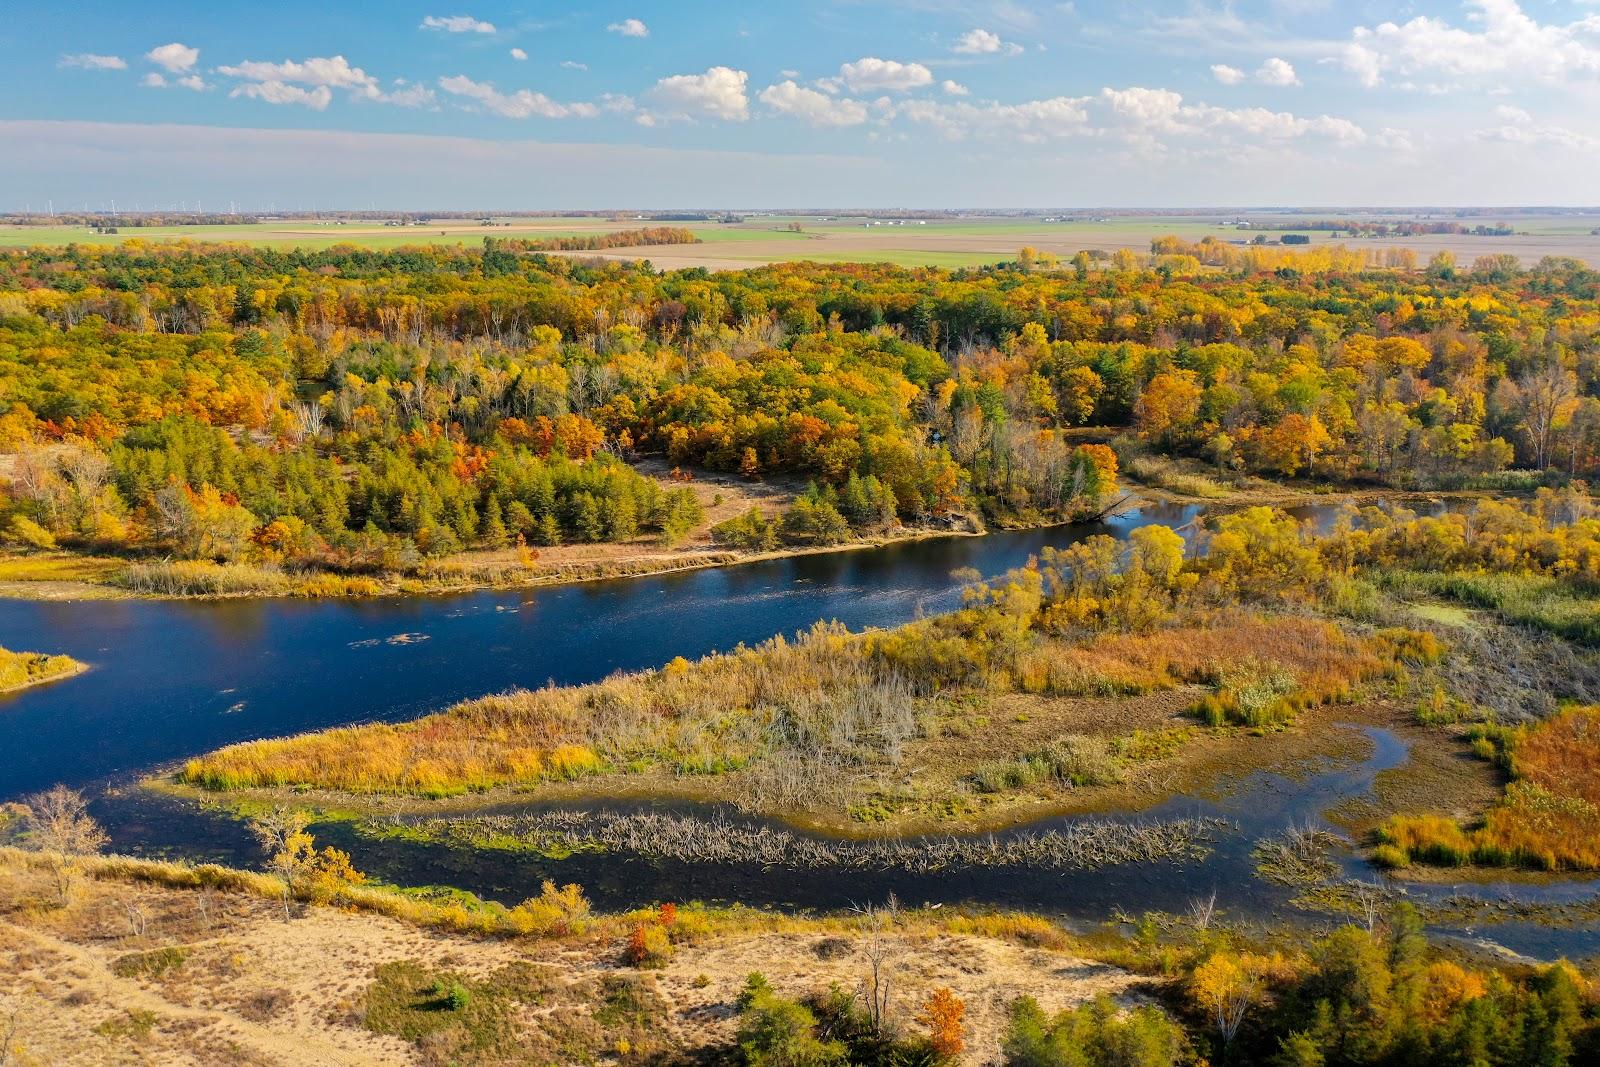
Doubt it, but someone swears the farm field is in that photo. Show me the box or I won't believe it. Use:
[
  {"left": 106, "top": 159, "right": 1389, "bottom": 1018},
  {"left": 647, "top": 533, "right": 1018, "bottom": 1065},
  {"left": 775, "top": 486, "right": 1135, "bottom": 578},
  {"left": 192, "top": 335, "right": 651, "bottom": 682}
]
[{"left": 7, "top": 211, "right": 1599, "bottom": 269}]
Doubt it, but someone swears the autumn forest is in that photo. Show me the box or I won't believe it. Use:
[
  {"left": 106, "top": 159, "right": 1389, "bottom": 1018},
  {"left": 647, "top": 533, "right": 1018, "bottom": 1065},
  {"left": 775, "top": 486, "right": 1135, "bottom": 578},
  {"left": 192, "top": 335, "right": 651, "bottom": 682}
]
[{"left": 5, "top": 234, "right": 1600, "bottom": 1067}]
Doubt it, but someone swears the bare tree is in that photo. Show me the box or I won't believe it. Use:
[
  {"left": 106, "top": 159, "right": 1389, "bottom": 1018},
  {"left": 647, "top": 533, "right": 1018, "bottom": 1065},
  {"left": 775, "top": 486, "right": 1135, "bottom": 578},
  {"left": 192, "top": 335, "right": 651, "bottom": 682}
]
[
  {"left": 1518, "top": 359, "right": 1576, "bottom": 470},
  {"left": 1348, "top": 880, "right": 1386, "bottom": 934},
  {"left": 291, "top": 400, "right": 325, "bottom": 440},
  {"left": 855, "top": 897, "right": 902, "bottom": 1040},
  {"left": 20, "top": 785, "right": 108, "bottom": 905},
  {"left": 1187, "top": 888, "right": 1218, "bottom": 931},
  {"left": 1213, "top": 969, "right": 1258, "bottom": 1047},
  {"left": 121, "top": 898, "right": 148, "bottom": 939}
]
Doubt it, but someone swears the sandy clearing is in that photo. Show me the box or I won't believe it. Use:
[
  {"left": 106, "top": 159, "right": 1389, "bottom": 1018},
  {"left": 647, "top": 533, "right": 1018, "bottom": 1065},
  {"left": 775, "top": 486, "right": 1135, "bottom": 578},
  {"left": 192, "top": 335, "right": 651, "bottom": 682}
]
[
  {"left": 659, "top": 930, "right": 1147, "bottom": 1065},
  {"left": 0, "top": 855, "right": 1155, "bottom": 1066}
]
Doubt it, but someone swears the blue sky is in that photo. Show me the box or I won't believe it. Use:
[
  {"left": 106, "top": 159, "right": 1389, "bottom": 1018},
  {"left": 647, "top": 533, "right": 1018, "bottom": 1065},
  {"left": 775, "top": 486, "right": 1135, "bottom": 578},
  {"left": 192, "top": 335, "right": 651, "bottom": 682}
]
[{"left": 6, "top": 1, "right": 1600, "bottom": 208}]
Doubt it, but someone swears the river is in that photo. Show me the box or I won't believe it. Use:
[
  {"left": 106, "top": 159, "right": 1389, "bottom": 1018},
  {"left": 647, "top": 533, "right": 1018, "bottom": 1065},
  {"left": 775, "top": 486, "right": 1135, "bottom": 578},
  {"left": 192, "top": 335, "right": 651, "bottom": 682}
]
[{"left": 1, "top": 498, "right": 1595, "bottom": 961}]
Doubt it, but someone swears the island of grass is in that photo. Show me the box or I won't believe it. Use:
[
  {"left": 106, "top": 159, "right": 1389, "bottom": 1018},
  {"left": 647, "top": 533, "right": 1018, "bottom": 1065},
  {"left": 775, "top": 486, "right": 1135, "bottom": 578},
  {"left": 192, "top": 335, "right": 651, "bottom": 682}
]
[
  {"left": 0, "top": 645, "right": 85, "bottom": 695},
  {"left": 176, "top": 504, "right": 1462, "bottom": 842}
]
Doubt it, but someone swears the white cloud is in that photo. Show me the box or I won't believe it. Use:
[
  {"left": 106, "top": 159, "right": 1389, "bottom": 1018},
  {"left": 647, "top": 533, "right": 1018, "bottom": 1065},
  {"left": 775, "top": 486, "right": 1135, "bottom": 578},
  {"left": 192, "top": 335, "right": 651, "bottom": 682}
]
[
  {"left": 608, "top": 18, "right": 649, "bottom": 38},
  {"left": 647, "top": 66, "right": 749, "bottom": 121},
  {"left": 951, "top": 28, "right": 1023, "bottom": 56},
  {"left": 1493, "top": 104, "right": 1532, "bottom": 123},
  {"left": 385, "top": 81, "right": 437, "bottom": 108},
  {"left": 561, "top": 60, "right": 587, "bottom": 70},
  {"left": 1339, "top": 0, "right": 1600, "bottom": 89},
  {"left": 1256, "top": 57, "right": 1300, "bottom": 86},
  {"left": 232, "top": 82, "right": 333, "bottom": 109},
  {"left": 146, "top": 43, "right": 199, "bottom": 73},
  {"left": 217, "top": 55, "right": 434, "bottom": 107},
  {"left": 838, "top": 57, "right": 934, "bottom": 93},
  {"left": 59, "top": 53, "right": 126, "bottom": 70},
  {"left": 142, "top": 71, "right": 208, "bottom": 91},
  {"left": 218, "top": 55, "right": 380, "bottom": 94},
  {"left": 510, "top": 47, "right": 528, "bottom": 61},
  {"left": 941, "top": 79, "right": 970, "bottom": 96},
  {"left": 1476, "top": 121, "right": 1597, "bottom": 150},
  {"left": 896, "top": 95, "right": 1092, "bottom": 142},
  {"left": 1098, "top": 86, "right": 1363, "bottom": 144},
  {"left": 1210, "top": 64, "right": 1245, "bottom": 85},
  {"left": 758, "top": 81, "right": 868, "bottom": 126},
  {"left": 421, "top": 15, "right": 496, "bottom": 34},
  {"left": 438, "top": 74, "right": 598, "bottom": 118},
  {"left": 892, "top": 84, "right": 1365, "bottom": 148}
]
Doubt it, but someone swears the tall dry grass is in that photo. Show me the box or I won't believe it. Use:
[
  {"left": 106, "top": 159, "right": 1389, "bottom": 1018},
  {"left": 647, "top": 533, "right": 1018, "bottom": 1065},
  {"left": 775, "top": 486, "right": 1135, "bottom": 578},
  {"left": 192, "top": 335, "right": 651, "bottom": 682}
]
[{"left": 1381, "top": 705, "right": 1600, "bottom": 871}]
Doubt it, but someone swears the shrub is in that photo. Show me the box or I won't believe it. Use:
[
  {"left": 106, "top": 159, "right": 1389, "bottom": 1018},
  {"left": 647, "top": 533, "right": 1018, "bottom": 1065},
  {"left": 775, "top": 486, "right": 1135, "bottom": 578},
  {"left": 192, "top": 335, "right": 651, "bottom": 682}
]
[
  {"left": 7, "top": 515, "right": 56, "bottom": 549},
  {"left": 625, "top": 922, "right": 672, "bottom": 968}
]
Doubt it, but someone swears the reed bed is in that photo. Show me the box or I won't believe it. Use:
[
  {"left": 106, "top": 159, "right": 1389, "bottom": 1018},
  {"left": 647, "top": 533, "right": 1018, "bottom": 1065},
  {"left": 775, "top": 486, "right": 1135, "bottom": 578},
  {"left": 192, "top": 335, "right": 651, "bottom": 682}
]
[{"left": 400, "top": 809, "right": 1229, "bottom": 873}]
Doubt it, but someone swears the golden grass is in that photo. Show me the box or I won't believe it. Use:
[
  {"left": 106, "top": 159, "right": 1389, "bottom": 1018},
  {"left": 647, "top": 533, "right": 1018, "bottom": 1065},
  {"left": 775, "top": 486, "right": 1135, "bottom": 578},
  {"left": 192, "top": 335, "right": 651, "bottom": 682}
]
[
  {"left": 1015, "top": 614, "right": 1383, "bottom": 699},
  {"left": 0, "top": 552, "right": 123, "bottom": 583},
  {"left": 1380, "top": 706, "right": 1600, "bottom": 870},
  {"left": 0, "top": 645, "right": 84, "bottom": 694}
]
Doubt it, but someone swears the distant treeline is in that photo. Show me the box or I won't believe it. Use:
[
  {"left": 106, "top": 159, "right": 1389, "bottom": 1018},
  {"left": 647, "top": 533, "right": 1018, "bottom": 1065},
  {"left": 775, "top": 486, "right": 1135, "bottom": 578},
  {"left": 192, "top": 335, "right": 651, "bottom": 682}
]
[
  {"left": 497, "top": 227, "right": 700, "bottom": 252},
  {"left": 1255, "top": 220, "right": 1516, "bottom": 237}
]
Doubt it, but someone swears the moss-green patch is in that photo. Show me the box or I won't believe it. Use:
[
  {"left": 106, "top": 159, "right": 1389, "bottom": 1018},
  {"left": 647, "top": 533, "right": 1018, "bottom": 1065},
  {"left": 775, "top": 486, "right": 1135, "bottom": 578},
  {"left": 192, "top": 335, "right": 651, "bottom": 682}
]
[
  {"left": 1407, "top": 603, "right": 1477, "bottom": 629},
  {"left": 94, "top": 1009, "right": 158, "bottom": 1041},
  {"left": 110, "top": 946, "right": 189, "bottom": 979},
  {"left": 363, "top": 959, "right": 668, "bottom": 1065}
]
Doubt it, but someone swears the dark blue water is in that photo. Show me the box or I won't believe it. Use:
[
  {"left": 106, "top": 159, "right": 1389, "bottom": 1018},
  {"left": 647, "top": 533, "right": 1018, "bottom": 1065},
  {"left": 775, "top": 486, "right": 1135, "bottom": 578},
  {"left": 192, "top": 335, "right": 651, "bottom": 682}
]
[{"left": 0, "top": 503, "right": 1200, "bottom": 798}]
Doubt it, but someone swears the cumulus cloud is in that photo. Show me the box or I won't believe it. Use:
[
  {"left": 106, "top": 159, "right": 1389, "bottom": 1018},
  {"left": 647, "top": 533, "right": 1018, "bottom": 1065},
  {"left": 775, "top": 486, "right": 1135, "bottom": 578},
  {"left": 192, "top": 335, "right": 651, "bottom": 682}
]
[
  {"left": 608, "top": 18, "right": 649, "bottom": 38},
  {"left": 59, "top": 53, "right": 126, "bottom": 70},
  {"left": 561, "top": 60, "right": 587, "bottom": 70},
  {"left": 951, "top": 28, "right": 1023, "bottom": 56},
  {"left": 510, "top": 47, "right": 528, "bottom": 61},
  {"left": 143, "top": 71, "right": 208, "bottom": 91},
  {"left": 232, "top": 82, "right": 333, "bottom": 109},
  {"left": 1338, "top": 0, "right": 1600, "bottom": 89},
  {"left": 837, "top": 57, "right": 934, "bottom": 93},
  {"left": 438, "top": 74, "right": 598, "bottom": 118},
  {"left": 1256, "top": 57, "right": 1300, "bottom": 86},
  {"left": 217, "top": 55, "right": 432, "bottom": 107},
  {"left": 420, "top": 15, "right": 496, "bottom": 34},
  {"left": 1210, "top": 64, "right": 1245, "bottom": 85},
  {"left": 1099, "top": 86, "right": 1363, "bottom": 144},
  {"left": 384, "top": 81, "right": 437, "bottom": 109},
  {"left": 146, "top": 42, "right": 199, "bottom": 73},
  {"left": 218, "top": 55, "right": 383, "bottom": 101},
  {"left": 758, "top": 80, "right": 868, "bottom": 126},
  {"left": 647, "top": 66, "right": 749, "bottom": 121},
  {"left": 941, "top": 79, "right": 970, "bottom": 96}
]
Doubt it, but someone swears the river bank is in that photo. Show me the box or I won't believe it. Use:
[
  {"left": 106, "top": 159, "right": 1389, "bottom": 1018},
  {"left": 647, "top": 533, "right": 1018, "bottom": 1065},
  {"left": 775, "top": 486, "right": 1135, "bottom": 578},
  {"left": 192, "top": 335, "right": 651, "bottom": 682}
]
[{"left": 0, "top": 474, "right": 1488, "bottom": 605}]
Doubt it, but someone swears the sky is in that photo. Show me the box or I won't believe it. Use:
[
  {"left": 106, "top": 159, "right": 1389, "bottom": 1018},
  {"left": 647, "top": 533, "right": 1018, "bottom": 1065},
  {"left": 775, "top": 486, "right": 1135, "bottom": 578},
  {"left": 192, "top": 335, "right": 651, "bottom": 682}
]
[{"left": 6, "top": 0, "right": 1600, "bottom": 209}]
